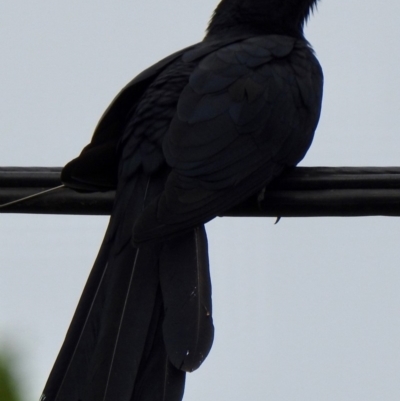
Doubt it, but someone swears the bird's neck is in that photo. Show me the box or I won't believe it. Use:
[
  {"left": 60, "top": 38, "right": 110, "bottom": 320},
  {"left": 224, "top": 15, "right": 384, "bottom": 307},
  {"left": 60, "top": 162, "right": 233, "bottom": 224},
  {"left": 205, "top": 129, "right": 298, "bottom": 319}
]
[{"left": 206, "top": 0, "right": 317, "bottom": 39}]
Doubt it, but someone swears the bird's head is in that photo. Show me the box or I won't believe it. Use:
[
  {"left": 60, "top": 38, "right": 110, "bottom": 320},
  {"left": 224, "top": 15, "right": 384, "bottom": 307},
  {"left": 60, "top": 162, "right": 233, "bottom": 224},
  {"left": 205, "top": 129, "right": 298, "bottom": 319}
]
[{"left": 207, "top": 0, "right": 320, "bottom": 38}]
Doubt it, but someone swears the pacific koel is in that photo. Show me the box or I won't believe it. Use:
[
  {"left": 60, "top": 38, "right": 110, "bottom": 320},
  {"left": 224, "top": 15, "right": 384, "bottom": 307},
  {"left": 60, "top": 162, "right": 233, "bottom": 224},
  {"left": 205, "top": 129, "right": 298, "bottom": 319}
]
[{"left": 41, "top": 0, "right": 323, "bottom": 400}]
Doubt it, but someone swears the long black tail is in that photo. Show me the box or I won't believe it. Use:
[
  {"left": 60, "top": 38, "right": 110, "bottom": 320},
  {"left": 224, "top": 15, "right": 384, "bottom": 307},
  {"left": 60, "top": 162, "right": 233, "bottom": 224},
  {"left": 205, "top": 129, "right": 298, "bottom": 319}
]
[{"left": 40, "top": 173, "right": 214, "bottom": 401}]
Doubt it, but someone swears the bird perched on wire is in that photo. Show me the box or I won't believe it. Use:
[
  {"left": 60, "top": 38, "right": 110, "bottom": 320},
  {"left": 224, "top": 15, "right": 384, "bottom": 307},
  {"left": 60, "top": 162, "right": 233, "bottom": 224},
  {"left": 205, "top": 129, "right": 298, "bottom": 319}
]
[{"left": 41, "top": 0, "right": 323, "bottom": 400}]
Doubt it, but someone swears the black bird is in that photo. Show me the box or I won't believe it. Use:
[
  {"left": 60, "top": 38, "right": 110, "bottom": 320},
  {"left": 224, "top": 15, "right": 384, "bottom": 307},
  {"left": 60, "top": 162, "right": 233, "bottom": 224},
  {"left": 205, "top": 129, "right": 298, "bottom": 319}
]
[{"left": 41, "top": 0, "right": 323, "bottom": 400}]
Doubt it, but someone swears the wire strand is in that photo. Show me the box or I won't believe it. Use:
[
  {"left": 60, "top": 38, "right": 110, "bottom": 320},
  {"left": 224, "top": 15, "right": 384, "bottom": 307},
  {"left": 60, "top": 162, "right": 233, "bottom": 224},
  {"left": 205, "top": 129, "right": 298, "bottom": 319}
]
[{"left": 0, "top": 184, "right": 65, "bottom": 209}]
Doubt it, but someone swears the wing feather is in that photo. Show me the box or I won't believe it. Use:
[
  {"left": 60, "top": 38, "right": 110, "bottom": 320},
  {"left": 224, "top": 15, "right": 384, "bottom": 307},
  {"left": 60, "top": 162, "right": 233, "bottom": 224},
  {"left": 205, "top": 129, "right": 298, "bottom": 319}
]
[{"left": 133, "top": 35, "right": 323, "bottom": 245}]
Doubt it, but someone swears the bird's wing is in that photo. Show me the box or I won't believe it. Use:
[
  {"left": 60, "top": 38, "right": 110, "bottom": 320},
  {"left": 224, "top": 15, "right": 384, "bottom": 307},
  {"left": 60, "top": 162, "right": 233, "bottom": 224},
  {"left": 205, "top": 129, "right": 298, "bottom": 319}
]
[
  {"left": 61, "top": 34, "right": 254, "bottom": 192},
  {"left": 60, "top": 45, "right": 197, "bottom": 191},
  {"left": 133, "top": 35, "right": 323, "bottom": 244}
]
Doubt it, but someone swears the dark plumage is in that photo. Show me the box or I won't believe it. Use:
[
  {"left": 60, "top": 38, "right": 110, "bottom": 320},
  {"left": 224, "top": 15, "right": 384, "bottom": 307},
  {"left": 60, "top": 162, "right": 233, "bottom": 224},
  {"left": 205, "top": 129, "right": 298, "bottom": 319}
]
[{"left": 41, "top": 1, "right": 323, "bottom": 400}]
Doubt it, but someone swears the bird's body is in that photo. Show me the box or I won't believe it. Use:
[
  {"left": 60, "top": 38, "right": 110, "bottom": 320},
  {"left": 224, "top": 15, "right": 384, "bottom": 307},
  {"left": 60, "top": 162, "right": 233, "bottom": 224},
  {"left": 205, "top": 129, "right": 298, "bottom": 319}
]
[{"left": 41, "top": 1, "right": 323, "bottom": 400}]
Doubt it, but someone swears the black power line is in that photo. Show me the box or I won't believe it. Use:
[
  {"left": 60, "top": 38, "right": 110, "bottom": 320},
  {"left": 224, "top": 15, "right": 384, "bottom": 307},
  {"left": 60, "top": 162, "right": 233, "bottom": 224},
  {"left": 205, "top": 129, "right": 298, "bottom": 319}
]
[{"left": 2, "top": 166, "right": 400, "bottom": 217}]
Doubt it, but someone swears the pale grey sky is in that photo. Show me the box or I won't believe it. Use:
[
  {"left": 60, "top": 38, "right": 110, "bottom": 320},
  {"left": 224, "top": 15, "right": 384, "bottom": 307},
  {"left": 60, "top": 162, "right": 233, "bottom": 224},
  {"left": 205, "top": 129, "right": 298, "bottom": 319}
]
[{"left": 1, "top": 1, "right": 400, "bottom": 400}]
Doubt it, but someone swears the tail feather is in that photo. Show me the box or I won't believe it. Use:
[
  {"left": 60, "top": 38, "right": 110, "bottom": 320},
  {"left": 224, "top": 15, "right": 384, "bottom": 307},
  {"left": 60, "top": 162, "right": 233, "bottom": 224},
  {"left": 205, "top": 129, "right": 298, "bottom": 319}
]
[
  {"left": 40, "top": 236, "right": 112, "bottom": 400},
  {"left": 84, "top": 246, "right": 160, "bottom": 400},
  {"left": 160, "top": 225, "right": 214, "bottom": 372},
  {"left": 131, "top": 288, "right": 186, "bottom": 401},
  {"left": 41, "top": 172, "right": 212, "bottom": 401}
]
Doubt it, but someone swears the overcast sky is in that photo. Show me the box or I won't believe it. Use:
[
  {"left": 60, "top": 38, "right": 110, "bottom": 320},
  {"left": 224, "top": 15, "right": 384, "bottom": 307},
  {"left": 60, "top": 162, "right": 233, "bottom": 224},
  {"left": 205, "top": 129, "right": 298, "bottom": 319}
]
[{"left": 1, "top": 1, "right": 400, "bottom": 400}]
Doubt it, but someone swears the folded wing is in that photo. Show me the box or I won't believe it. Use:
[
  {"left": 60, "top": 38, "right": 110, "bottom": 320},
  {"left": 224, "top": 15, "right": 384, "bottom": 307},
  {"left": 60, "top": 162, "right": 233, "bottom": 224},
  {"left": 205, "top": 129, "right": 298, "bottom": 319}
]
[{"left": 133, "top": 35, "right": 323, "bottom": 245}]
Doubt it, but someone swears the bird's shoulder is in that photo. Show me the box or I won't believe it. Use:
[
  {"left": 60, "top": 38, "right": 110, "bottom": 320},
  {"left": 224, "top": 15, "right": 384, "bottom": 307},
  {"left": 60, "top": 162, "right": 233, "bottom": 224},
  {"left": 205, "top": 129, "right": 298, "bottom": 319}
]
[{"left": 164, "top": 34, "right": 323, "bottom": 173}]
